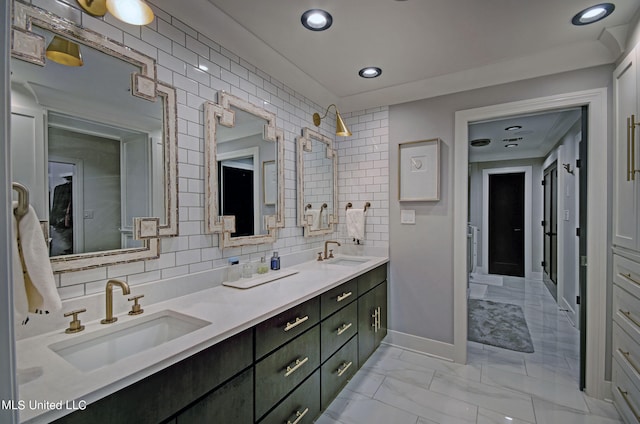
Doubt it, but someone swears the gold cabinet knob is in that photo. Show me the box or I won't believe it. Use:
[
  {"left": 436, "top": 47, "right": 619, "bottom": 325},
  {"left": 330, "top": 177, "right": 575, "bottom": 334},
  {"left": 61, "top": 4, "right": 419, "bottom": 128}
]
[
  {"left": 64, "top": 308, "right": 86, "bottom": 334},
  {"left": 127, "top": 294, "right": 144, "bottom": 315}
]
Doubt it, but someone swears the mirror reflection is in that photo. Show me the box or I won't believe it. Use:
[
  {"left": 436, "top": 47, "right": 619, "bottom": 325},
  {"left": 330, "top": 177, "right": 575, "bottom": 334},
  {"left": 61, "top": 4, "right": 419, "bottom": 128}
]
[
  {"left": 297, "top": 128, "right": 338, "bottom": 237},
  {"left": 205, "top": 93, "right": 284, "bottom": 248},
  {"left": 216, "top": 106, "right": 277, "bottom": 238},
  {"left": 10, "top": 26, "right": 167, "bottom": 258}
]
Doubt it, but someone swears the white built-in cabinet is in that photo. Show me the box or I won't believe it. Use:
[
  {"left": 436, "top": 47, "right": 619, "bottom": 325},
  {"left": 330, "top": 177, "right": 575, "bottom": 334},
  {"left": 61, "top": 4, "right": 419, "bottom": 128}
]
[{"left": 612, "top": 42, "right": 640, "bottom": 424}]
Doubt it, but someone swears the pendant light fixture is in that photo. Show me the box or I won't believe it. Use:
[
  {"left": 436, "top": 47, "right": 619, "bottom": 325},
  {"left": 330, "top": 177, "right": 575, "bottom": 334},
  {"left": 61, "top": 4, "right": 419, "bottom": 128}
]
[
  {"left": 76, "top": 0, "right": 154, "bottom": 26},
  {"left": 46, "top": 36, "right": 84, "bottom": 67},
  {"left": 313, "top": 104, "right": 352, "bottom": 137}
]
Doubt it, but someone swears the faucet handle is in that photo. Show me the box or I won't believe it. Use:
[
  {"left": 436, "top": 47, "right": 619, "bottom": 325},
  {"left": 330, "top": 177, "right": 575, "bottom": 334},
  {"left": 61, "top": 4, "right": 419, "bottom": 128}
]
[
  {"left": 317, "top": 252, "right": 323, "bottom": 261},
  {"left": 329, "top": 249, "right": 334, "bottom": 258},
  {"left": 127, "top": 294, "right": 144, "bottom": 316},
  {"left": 64, "top": 308, "right": 86, "bottom": 334}
]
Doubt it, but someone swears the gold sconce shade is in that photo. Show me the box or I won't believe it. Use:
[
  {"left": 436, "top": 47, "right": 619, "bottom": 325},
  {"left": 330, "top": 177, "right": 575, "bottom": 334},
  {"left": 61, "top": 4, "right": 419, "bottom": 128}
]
[
  {"left": 46, "top": 36, "right": 84, "bottom": 67},
  {"left": 313, "top": 104, "right": 352, "bottom": 137},
  {"left": 106, "top": 0, "right": 155, "bottom": 25},
  {"left": 76, "top": 0, "right": 107, "bottom": 16}
]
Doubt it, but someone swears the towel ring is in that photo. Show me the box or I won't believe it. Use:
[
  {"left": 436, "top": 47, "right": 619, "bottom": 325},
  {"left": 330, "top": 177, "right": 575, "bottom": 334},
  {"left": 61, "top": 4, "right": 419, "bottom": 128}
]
[
  {"left": 363, "top": 202, "right": 371, "bottom": 212},
  {"left": 345, "top": 202, "right": 352, "bottom": 210},
  {"left": 12, "top": 182, "right": 30, "bottom": 219}
]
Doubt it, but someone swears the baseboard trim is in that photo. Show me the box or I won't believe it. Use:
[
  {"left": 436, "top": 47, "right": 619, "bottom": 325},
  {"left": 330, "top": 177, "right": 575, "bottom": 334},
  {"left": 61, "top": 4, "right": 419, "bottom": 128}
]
[
  {"left": 562, "top": 297, "right": 578, "bottom": 327},
  {"left": 385, "top": 330, "right": 455, "bottom": 362},
  {"left": 531, "top": 272, "right": 543, "bottom": 281}
]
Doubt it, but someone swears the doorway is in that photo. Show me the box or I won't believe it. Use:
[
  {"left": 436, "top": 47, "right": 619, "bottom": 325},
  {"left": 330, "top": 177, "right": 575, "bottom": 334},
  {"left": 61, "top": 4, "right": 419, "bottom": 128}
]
[
  {"left": 488, "top": 172, "right": 525, "bottom": 277},
  {"left": 220, "top": 164, "right": 255, "bottom": 237},
  {"left": 543, "top": 163, "right": 559, "bottom": 300}
]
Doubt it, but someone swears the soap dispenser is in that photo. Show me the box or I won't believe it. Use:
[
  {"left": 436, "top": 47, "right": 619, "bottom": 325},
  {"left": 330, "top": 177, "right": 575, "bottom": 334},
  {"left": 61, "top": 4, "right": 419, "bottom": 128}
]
[
  {"left": 257, "top": 256, "right": 269, "bottom": 274},
  {"left": 270, "top": 252, "right": 280, "bottom": 271}
]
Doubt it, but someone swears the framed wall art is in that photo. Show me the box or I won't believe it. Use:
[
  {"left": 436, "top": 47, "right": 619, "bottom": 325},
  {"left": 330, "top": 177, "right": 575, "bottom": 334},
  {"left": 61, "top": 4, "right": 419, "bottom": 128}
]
[{"left": 398, "top": 138, "right": 440, "bottom": 201}]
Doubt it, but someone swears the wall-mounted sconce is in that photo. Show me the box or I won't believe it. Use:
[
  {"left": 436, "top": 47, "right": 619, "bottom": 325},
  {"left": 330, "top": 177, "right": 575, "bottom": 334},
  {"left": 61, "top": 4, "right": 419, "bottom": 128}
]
[
  {"left": 46, "top": 36, "right": 83, "bottom": 67},
  {"left": 76, "top": 0, "right": 154, "bottom": 26},
  {"left": 313, "top": 104, "right": 352, "bottom": 137},
  {"left": 563, "top": 163, "right": 574, "bottom": 174}
]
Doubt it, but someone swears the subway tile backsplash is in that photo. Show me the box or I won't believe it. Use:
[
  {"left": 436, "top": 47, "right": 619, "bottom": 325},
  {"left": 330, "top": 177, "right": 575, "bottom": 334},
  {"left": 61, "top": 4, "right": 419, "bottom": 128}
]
[{"left": 21, "top": 0, "right": 389, "bottom": 300}]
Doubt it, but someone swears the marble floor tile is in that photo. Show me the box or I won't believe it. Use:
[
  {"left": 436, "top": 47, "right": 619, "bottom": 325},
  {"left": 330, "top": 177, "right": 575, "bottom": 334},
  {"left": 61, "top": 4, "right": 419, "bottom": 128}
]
[
  {"left": 476, "top": 407, "right": 534, "bottom": 424},
  {"left": 532, "top": 398, "right": 624, "bottom": 424},
  {"left": 399, "top": 349, "right": 482, "bottom": 382},
  {"left": 429, "top": 371, "right": 536, "bottom": 422},
  {"left": 480, "top": 365, "right": 589, "bottom": 412},
  {"left": 374, "top": 377, "right": 478, "bottom": 424},
  {"left": 361, "top": 356, "right": 435, "bottom": 389},
  {"left": 321, "top": 388, "right": 420, "bottom": 424},
  {"left": 342, "top": 368, "right": 386, "bottom": 397}
]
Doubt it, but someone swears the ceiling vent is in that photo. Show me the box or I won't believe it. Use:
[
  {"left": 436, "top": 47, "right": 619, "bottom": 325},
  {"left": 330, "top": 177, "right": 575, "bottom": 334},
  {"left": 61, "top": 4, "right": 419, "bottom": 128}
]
[{"left": 470, "top": 138, "right": 491, "bottom": 147}]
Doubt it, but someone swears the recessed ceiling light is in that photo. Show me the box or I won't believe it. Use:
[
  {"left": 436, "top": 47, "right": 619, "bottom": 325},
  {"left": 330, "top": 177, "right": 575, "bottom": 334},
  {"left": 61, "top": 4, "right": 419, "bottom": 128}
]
[
  {"left": 301, "top": 9, "right": 333, "bottom": 31},
  {"left": 470, "top": 138, "right": 491, "bottom": 147},
  {"left": 358, "top": 67, "right": 382, "bottom": 78},
  {"left": 505, "top": 143, "right": 518, "bottom": 148},
  {"left": 505, "top": 125, "right": 522, "bottom": 131},
  {"left": 572, "top": 3, "right": 614, "bottom": 25}
]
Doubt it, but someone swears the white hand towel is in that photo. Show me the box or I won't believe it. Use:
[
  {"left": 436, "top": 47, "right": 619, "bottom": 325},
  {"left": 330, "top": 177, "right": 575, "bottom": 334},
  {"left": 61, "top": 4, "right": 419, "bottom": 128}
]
[
  {"left": 346, "top": 208, "right": 366, "bottom": 240},
  {"left": 12, "top": 210, "right": 29, "bottom": 324},
  {"left": 306, "top": 209, "right": 323, "bottom": 230},
  {"left": 13, "top": 202, "right": 62, "bottom": 324}
]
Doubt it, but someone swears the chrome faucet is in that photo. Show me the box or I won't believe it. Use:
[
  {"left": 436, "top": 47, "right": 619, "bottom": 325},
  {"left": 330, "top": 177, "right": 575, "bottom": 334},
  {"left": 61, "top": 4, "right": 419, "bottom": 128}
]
[
  {"left": 101, "top": 279, "right": 131, "bottom": 324},
  {"left": 324, "top": 240, "right": 341, "bottom": 260}
]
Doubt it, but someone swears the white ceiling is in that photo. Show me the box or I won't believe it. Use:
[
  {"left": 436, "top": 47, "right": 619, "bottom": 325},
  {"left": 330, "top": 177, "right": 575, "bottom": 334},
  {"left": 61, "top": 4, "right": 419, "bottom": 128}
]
[
  {"left": 468, "top": 109, "right": 582, "bottom": 162},
  {"left": 152, "top": 0, "right": 640, "bottom": 112}
]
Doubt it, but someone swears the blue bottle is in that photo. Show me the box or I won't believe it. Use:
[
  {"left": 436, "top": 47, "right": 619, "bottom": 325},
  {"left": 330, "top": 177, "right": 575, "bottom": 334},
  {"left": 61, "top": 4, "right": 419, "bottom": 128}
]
[{"left": 270, "top": 252, "right": 280, "bottom": 270}]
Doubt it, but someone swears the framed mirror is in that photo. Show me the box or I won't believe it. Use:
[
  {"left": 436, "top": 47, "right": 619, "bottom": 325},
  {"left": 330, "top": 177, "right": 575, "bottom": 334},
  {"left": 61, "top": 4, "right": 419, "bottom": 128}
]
[
  {"left": 297, "top": 127, "right": 338, "bottom": 237},
  {"left": 10, "top": 2, "right": 178, "bottom": 272},
  {"left": 205, "top": 93, "right": 284, "bottom": 248}
]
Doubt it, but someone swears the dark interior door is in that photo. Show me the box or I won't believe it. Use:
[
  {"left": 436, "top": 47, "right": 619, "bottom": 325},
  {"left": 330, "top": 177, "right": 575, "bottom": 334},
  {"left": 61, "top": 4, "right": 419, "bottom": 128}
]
[
  {"left": 488, "top": 172, "right": 525, "bottom": 277},
  {"left": 579, "top": 105, "right": 588, "bottom": 390},
  {"left": 220, "top": 166, "right": 254, "bottom": 237},
  {"left": 543, "top": 164, "right": 558, "bottom": 299}
]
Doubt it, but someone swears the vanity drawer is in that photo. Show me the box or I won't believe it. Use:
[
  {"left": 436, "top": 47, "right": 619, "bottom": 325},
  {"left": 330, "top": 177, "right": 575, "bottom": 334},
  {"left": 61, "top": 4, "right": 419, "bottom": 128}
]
[
  {"left": 357, "top": 264, "right": 387, "bottom": 295},
  {"left": 614, "top": 322, "right": 640, "bottom": 390},
  {"left": 613, "top": 360, "right": 640, "bottom": 424},
  {"left": 320, "top": 300, "right": 358, "bottom": 363},
  {"left": 255, "top": 325, "right": 320, "bottom": 419},
  {"left": 255, "top": 297, "right": 320, "bottom": 359},
  {"left": 258, "top": 370, "right": 320, "bottom": 424},
  {"left": 615, "top": 254, "right": 640, "bottom": 300},
  {"left": 320, "top": 278, "right": 358, "bottom": 319},
  {"left": 321, "top": 335, "right": 358, "bottom": 410},
  {"left": 614, "top": 285, "right": 640, "bottom": 340}
]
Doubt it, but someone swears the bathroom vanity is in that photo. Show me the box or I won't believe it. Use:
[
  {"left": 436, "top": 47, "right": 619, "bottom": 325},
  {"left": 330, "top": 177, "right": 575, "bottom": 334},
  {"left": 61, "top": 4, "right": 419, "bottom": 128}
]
[{"left": 17, "top": 257, "right": 388, "bottom": 423}]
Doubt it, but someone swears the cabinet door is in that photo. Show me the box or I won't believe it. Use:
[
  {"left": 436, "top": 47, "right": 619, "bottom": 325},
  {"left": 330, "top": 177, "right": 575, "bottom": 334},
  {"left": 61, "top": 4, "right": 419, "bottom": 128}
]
[
  {"left": 374, "top": 280, "right": 388, "bottom": 346},
  {"left": 357, "top": 287, "right": 377, "bottom": 367},
  {"left": 176, "top": 368, "right": 253, "bottom": 423},
  {"left": 613, "top": 47, "right": 640, "bottom": 251},
  {"left": 258, "top": 370, "right": 320, "bottom": 424}
]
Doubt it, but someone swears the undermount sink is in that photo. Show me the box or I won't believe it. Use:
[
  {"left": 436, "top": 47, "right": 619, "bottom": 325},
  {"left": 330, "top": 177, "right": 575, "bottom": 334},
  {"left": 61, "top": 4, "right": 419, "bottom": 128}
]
[
  {"left": 49, "top": 310, "right": 210, "bottom": 372},
  {"left": 326, "top": 257, "right": 369, "bottom": 267}
]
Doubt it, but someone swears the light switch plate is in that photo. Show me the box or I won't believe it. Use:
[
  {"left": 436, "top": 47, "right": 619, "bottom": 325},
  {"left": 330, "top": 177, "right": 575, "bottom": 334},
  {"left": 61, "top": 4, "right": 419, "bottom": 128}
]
[{"left": 401, "top": 210, "right": 416, "bottom": 224}]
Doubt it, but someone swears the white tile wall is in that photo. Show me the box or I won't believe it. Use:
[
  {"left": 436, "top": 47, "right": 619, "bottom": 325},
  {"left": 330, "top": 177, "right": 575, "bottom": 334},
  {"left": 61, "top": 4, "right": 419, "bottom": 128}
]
[{"left": 20, "top": 0, "right": 390, "bottom": 300}]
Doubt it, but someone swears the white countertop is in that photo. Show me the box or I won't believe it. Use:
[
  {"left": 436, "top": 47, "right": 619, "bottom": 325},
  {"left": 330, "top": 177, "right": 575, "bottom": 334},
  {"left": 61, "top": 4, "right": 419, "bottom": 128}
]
[{"left": 16, "top": 255, "right": 388, "bottom": 423}]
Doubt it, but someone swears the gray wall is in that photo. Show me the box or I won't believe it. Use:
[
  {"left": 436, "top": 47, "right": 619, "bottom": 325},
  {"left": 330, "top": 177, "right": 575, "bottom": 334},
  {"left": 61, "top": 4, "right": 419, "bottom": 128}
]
[{"left": 389, "top": 65, "right": 613, "bottom": 345}]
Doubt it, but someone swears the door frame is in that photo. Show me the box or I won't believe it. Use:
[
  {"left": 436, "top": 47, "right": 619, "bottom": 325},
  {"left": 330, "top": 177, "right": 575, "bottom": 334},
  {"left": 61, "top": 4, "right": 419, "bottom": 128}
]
[
  {"left": 453, "top": 88, "right": 608, "bottom": 400},
  {"left": 481, "top": 166, "right": 532, "bottom": 278}
]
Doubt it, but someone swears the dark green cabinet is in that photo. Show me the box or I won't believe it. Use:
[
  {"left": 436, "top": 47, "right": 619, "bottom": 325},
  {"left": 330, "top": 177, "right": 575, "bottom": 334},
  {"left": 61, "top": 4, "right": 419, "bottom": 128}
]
[
  {"left": 320, "top": 300, "right": 357, "bottom": 363},
  {"left": 258, "top": 370, "right": 320, "bottom": 424},
  {"left": 358, "top": 280, "right": 387, "bottom": 367},
  {"left": 321, "top": 335, "right": 358, "bottom": 409},
  {"left": 176, "top": 367, "right": 253, "bottom": 423}
]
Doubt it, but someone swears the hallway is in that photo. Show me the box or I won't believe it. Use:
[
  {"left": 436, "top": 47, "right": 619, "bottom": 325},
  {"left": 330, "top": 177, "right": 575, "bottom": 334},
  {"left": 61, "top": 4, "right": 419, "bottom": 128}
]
[{"left": 318, "top": 277, "right": 622, "bottom": 423}]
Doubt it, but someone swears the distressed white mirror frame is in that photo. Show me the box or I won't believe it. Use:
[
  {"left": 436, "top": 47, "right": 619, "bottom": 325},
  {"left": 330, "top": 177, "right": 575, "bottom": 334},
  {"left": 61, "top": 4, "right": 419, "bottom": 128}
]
[
  {"left": 205, "top": 92, "right": 284, "bottom": 248},
  {"left": 297, "top": 127, "right": 338, "bottom": 237},
  {"left": 11, "top": 1, "right": 178, "bottom": 272}
]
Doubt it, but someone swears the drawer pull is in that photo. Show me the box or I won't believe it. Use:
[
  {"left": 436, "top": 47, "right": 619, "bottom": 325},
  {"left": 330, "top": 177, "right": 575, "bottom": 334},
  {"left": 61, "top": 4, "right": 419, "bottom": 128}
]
[
  {"left": 621, "top": 272, "right": 640, "bottom": 287},
  {"left": 617, "top": 386, "right": 640, "bottom": 421},
  {"left": 337, "top": 361, "right": 353, "bottom": 377},
  {"left": 620, "top": 309, "right": 640, "bottom": 330},
  {"left": 337, "top": 291, "right": 353, "bottom": 302},
  {"left": 337, "top": 322, "right": 353, "bottom": 336},
  {"left": 284, "top": 315, "right": 309, "bottom": 332},
  {"left": 619, "top": 348, "right": 640, "bottom": 376},
  {"left": 284, "top": 357, "right": 309, "bottom": 377},
  {"left": 287, "top": 407, "right": 309, "bottom": 424}
]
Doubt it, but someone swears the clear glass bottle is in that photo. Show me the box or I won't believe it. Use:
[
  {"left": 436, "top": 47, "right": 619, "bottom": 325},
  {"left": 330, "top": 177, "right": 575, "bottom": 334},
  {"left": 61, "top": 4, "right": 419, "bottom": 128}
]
[{"left": 257, "top": 256, "right": 269, "bottom": 274}]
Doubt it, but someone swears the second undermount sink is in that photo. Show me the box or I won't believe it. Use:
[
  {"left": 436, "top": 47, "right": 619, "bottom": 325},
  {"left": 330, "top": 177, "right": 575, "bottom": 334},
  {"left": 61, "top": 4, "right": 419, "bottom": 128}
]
[
  {"left": 326, "top": 256, "right": 370, "bottom": 267},
  {"left": 49, "top": 310, "right": 210, "bottom": 372}
]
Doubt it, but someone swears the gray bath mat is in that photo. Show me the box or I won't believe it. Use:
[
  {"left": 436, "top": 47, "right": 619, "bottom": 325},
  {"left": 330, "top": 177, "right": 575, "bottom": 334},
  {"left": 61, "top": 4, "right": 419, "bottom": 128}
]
[{"left": 468, "top": 299, "right": 534, "bottom": 353}]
